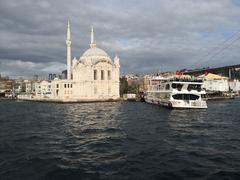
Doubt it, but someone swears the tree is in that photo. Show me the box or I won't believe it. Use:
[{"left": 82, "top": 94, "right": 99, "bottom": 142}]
[
  {"left": 120, "top": 77, "right": 128, "bottom": 95},
  {"left": 120, "top": 77, "right": 138, "bottom": 96}
]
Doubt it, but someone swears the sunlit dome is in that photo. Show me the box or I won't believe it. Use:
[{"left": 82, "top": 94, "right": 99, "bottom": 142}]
[
  {"left": 82, "top": 47, "right": 109, "bottom": 58},
  {"left": 79, "top": 27, "right": 112, "bottom": 64}
]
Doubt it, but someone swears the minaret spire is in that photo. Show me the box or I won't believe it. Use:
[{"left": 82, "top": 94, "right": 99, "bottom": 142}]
[
  {"left": 90, "top": 26, "right": 96, "bottom": 48},
  {"left": 67, "top": 20, "right": 71, "bottom": 41},
  {"left": 66, "top": 20, "right": 72, "bottom": 80}
]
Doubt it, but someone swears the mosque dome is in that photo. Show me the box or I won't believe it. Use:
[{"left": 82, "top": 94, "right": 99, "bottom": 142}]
[
  {"left": 82, "top": 47, "right": 109, "bottom": 58},
  {"left": 79, "top": 27, "right": 112, "bottom": 65},
  {"left": 79, "top": 47, "right": 112, "bottom": 64}
]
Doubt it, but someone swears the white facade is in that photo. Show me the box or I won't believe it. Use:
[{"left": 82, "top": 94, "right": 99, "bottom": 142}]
[
  {"left": 50, "top": 23, "right": 120, "bottom": 102},
  {"left": 198, "top": 73, "right": 230, "bottom": 92},
  {"left": 229, "top": 79, "right": 240, "bottom": 92},
  {"left": 202, "top": 79, "right": 229, "bottom": 92},
  {"left": 24, "top": 80, "right": 35, "bottom": 94},
  {"left": 35, "top": 81, "right": 52, "bottom": 98}
]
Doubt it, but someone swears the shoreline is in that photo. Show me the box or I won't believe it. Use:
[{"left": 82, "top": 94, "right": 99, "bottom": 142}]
[{"left": 1, "top": 97, "right": 124, "bottom": 103}]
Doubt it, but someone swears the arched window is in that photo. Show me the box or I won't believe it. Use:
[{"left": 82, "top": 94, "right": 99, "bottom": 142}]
[
  {"left": 94, "top": 70, "right": 97, "bottom": 80},
  {"left": 101, "top": 70, "right": 104, "bottom": 80},
  {"left": 108, "top": 70, "right": 111, "bottom": 80}
]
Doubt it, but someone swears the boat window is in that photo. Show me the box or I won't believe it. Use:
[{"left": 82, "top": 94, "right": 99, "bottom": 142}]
[
  {"left": 189, "top": 94, "right": 200, "bottom": 100},
  {"left": 172, "top": 83, "right": 177, "bottom": 89},
  {"left": 160, "top": 84, "right": 164, "bottom": 90},
  {"left": 172, "top": 94, "right": 200, "bottom": 100},
  {"left": 172, "top": 94, "right": 182, "bottom": 100},
  {"left": 172, "top": 83, "right": 183, "bottom": 91},
  {"left": 165, "top": 84, "right": 170, "bottom": 90},
  {"left": 187, "top": 84, "right": 201, "bottom": 92},
  {"left": 201, "top": 94, "right": 206, "bottom": 98}
]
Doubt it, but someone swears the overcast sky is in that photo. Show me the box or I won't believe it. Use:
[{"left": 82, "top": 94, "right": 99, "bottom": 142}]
[{"left": 0, "top": 0, "right": 240, "bottom": 78}]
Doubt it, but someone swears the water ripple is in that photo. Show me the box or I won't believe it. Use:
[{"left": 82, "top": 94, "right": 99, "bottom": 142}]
[{"left": 0, "top": 99, "right": 240, "bottom": 179}]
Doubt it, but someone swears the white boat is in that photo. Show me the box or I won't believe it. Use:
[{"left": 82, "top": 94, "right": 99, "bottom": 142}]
[{"left": 145, "top": 78, "right": 207, "bottom": 109}]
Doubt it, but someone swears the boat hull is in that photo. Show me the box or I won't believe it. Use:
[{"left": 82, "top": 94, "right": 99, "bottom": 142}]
[{"left": 145, "top": 98, "right": 207, "bottom": 109}]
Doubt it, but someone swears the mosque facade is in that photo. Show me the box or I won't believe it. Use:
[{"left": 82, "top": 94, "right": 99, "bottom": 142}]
[{"left": 50, "top": 21, "right": 120, "bottom": 102}]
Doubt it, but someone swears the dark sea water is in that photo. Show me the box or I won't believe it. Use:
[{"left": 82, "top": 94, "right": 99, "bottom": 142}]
[{"left": 0, "top": 99, "right": 240, "bottom": 180}]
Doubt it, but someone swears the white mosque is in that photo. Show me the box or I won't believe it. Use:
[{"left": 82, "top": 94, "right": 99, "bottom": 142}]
[{"left": 50, "top": 21, "right": 120, "bottom": 102}]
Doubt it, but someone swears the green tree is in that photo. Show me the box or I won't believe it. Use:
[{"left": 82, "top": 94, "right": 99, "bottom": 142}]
[
  {"left": 127, "top": 85, "right": 138, "bottom": 94},
  {"left": 120, "top": 77, "right": 138, "bottom": 95},
  {"left": 120, "top": 78, "right": 128, "bottom": 95}
]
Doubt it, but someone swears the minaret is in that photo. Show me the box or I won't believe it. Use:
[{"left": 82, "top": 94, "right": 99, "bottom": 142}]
[
  {"left": 90, "top": 26, "right": 96, "bottom": 48},
  {"left": 66, "top": 20, "right": 72, "bottom": 80}
]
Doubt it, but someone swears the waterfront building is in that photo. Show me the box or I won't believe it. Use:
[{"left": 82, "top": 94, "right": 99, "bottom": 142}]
[
  {"left": 23, "top": 80, "right": 34, "bottom": 94},
  {"left": 18, "top": 21, "right": 120, "bottom": 102},
  {"left": 51, "top": 22, "right": 120, "bottom": 102},
  {"left": 14, "top": 80, "right": 24, "bottom": 94},
  {"left": 229, "top": 79, "right": 240, "bottom": 94},
  {"left": 0, "top": 80, "right": 13, "bottom": 93},
  {"left": 198, "top": 73, "right": 229, "bottom": 92},
  {"left": 34, "top": 81, "right": 52, "bottom": 98}
]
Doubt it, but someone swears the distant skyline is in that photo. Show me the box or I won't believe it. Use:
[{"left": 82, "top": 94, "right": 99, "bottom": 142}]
[{"left": 0, "top": 0, "right": 240, "bottom": 78}]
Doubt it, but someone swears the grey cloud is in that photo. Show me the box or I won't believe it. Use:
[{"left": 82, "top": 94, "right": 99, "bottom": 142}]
[
  {"left": 0, "top": 0, "right": 240, "bottom": 78},
  {"left": 0, "top": 59, "right": 66, "bottom": 78}
]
